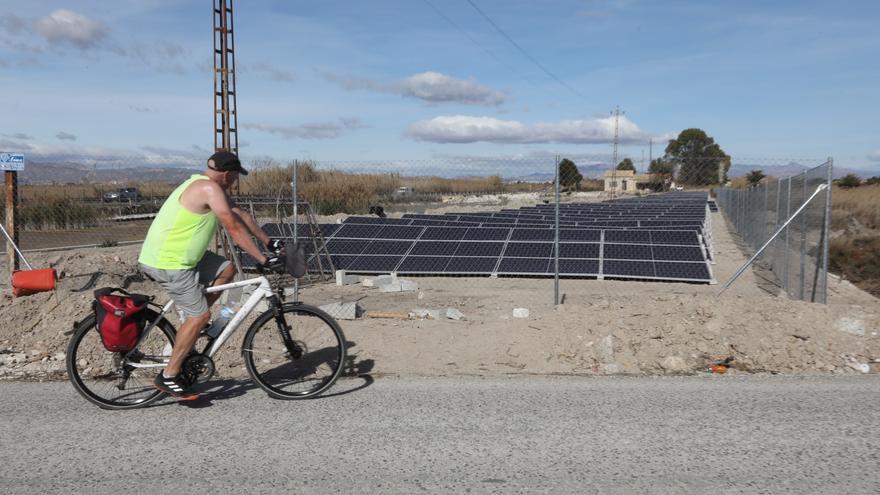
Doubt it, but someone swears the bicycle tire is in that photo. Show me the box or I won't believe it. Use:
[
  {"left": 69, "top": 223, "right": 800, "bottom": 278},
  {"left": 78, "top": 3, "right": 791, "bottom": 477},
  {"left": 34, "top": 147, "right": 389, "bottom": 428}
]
[
  {"left": 66, "top": 310, "right": 176, "bottom": 410},
  {"left": 242, "top": 302, "right": 346, "bottom": 400}
]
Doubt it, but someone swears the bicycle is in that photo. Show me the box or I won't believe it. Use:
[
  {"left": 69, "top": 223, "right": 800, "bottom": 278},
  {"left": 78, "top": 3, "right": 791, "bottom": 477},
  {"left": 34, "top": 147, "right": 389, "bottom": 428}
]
[{"left": 66, "top": 262, "right": 347, "bottom": 410}]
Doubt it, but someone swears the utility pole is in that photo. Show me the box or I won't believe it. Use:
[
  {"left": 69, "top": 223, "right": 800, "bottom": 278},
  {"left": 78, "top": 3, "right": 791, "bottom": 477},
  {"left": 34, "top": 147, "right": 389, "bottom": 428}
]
[
  {"left": 610, "top": 106, "right": 621, "bottom": 200},
  {"left": 649, "top": 138, "right": 653, "bottom": 169},
  {"left": 214, "top": 0, "right": 239, "bottom": 158}
]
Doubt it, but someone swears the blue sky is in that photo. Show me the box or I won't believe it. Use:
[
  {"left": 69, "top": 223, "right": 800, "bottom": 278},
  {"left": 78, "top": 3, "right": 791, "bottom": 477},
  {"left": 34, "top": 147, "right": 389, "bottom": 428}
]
[{"left": 0, "top": 0, "right": 878, "bottom": 174}]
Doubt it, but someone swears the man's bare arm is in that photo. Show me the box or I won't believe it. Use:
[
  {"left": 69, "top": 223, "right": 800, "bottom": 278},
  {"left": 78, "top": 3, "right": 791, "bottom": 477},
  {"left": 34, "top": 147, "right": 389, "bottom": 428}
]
[
  {"left": 232, "top": 207, "right": 270, "bottom": 246},
  {"left": 207, "top": 185, "right": 267, "bottom": 265}
]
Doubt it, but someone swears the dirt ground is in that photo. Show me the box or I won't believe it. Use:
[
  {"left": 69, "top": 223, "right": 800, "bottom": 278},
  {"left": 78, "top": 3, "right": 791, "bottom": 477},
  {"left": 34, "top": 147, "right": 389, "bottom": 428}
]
[{"left": 0, "top": 207, "right": 877, "bottom": 381}]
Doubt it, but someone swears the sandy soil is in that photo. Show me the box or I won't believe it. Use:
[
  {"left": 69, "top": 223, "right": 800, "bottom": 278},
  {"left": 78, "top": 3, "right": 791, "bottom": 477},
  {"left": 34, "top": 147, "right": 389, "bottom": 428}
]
[{"left": 0, "top": 209, "right": 877, "bottom": 381}]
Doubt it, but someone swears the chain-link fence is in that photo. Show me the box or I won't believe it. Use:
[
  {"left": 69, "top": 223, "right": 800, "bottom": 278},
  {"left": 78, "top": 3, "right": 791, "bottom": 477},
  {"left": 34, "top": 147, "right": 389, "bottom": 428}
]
[
  {"left": 715, "top": 160, "right": 833, "bottom": 303},
  {"left": 0, "top": 150, "right": 834, "bottom": 306}
]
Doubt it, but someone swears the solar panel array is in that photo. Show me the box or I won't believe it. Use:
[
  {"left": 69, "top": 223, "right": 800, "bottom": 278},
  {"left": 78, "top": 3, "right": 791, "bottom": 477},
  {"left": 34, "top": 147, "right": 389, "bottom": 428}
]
[{"left": 255, "top": 192, "right": 715, "bottom": 283}]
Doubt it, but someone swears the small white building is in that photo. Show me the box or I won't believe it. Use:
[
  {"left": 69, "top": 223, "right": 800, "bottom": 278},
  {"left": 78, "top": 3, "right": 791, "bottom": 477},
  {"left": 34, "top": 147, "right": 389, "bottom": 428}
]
[{"left": 603, "top": 169, "right": 652, "bottom": 193}]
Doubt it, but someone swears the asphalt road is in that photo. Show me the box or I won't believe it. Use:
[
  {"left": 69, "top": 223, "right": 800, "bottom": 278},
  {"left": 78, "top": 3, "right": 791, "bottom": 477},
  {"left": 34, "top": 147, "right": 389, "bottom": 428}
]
[{"left": 0, "top": 375, "right": 877, "bottom": 494}]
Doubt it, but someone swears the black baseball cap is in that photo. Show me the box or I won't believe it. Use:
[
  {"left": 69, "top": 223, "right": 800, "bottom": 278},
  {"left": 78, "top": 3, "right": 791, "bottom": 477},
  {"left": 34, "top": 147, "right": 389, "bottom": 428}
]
[{"left": 208, "top": 151, "right": 248, "bottom": 175}]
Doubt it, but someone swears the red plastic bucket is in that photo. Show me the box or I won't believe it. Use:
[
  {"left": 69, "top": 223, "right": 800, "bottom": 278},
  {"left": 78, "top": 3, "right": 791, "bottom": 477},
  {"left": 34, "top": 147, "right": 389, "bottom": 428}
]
[{"left": 12, "top": 268, "right": 57, "bottom": 297}]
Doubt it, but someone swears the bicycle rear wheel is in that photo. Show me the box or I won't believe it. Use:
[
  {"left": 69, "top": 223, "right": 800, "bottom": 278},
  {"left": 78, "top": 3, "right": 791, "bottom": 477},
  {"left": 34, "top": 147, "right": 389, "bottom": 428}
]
[
  {"left": 243, "top": 303, "right": 346, "bottom": 399},
  {"left": 66, "top": 310, "right": 176, "bottom": 410}
]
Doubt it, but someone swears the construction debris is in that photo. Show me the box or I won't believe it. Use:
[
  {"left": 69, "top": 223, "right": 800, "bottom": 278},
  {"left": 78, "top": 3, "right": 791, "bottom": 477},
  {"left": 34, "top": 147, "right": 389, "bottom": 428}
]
[
  {"left": 512, "top": 308, "right": 530, "bottom": 318},
  {"left": 365, "top": 311, "right": 410, "bottom": 320},
  {"left": 410, "top": 308, "right": 440, "bottom": 320},
  {"left": 362, "top": 275, "right": 393, "bottom": 288},
  {"left": 445, "top": 308, "right": 465, "bottom": 320}
]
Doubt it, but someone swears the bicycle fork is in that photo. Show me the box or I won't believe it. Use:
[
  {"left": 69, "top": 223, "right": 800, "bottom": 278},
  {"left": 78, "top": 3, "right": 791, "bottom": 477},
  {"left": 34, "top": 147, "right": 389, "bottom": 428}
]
[{"left": 270, "top": 296, "right": 303, "bottom": 359}]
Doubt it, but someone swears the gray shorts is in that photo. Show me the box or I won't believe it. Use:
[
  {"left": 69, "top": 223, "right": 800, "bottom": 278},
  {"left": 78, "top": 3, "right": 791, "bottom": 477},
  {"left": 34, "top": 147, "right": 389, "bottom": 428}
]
[{"left": 139, "top": 251, "right": 231, "bottom": 318}]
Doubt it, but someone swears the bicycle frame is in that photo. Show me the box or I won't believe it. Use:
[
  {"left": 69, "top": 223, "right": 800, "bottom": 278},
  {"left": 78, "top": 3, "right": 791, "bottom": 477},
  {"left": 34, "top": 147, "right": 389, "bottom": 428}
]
[{"left": 124, "top": 276, "right": 274, "bottom": 369}]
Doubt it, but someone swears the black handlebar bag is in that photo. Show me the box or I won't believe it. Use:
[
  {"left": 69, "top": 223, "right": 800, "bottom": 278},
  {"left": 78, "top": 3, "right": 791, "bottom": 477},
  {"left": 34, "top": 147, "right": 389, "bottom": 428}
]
[
  {"left": 285, "top": 242, "right": 307, "bottom": 278},
  {"left": 93, "top": 288, "right": 151, "bottom": 352}
]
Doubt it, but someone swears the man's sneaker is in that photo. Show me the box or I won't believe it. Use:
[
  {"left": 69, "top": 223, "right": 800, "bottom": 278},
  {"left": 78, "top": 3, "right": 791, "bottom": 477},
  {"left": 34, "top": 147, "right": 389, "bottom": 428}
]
[{"left": 153, "top": 372, "right": 200, "bottom": 401}]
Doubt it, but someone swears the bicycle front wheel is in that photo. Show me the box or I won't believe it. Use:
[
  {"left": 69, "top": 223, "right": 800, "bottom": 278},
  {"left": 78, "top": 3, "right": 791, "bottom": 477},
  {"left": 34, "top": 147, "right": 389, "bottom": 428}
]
[
  {"left": 66, "top": 310, "right": 176, "bottom": 410},
  {"left": 243, "top": 303, "right": 346, "bottom": 399}
]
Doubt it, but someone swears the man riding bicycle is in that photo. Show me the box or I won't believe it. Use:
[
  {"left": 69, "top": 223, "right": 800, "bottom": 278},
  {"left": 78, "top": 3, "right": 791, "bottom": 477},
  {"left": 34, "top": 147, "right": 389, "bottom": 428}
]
[{"left": 138, "top": 151, "right": 280, "bottom": 400}]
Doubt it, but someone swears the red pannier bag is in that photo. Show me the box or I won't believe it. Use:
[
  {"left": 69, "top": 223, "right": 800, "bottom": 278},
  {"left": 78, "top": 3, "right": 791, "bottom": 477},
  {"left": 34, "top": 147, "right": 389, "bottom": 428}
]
[{"left": 93, "top": 287, "right": 151, "bottom": 352}]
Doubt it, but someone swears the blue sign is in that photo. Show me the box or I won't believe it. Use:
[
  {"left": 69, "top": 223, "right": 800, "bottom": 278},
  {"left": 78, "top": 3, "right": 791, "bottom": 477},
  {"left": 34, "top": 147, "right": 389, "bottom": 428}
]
[{"left": 0, "top": 153, "right": 25, "bottom": 171}]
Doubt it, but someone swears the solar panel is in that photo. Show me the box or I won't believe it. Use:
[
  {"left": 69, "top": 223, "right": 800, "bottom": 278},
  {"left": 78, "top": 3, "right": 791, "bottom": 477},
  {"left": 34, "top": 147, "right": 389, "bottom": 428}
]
[
  {"left": 503, "top": 242, "right": 553, "bottom": 258},
  {"left": 444, "top": 257, "right": 497, "bottom": 273},
  {"left": 603, "top": 243, "right": 653, "bottom": 260},
  {"left": 454, "top": 241, "right": 504, "bottom": 257},
  {"left": 421, "top": 227, "right": 468, "bottom": 240},
  {"left": 409, "top": 241, "right": 458, "bottom": 256},
  {"left": 652, "top": 245, "right": 704, "bottom": 262},
  {"left": 362, "top": 240, "right": 414, "bottom": 255},
  {"left": 604, "top": 260, "right": 655, "bottom": 278},
  {"left": 558, "top": 259, "right": 599, "bottom": 275},
  {"left": 376, "top": 225, "right": 424, "bottom": 240},
  {"left": 334, "top": 224, "right": 381, "bottom": 239},
  {"left": 325, "top": 239, "right": 370, "bottom": 254},
  {"left": 463, "top": 227, "right": 509, "bottom": 241},
  {"left": 558, "top": 243, "right": 600, "bottom": 259},
  {"left": 497, "top": 258, "right": 550, "bottom": 274},
  {"left": 347, "top": 256, "right": 403, "bottom": 272},
  {"left": 397, "top": 256, "right": 452, "bottom": 273},
  {"left": 253, "top": 192, "right": 713, "bottom": 283},
  {"left": 654, "top": 262, "right": 711, "bottom": 280}
]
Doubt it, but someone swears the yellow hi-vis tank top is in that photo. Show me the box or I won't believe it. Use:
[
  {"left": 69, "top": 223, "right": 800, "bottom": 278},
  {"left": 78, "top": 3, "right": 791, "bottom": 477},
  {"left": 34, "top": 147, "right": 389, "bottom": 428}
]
[{"left": 138, "top": 175, "right": 219, "bottom": 270}]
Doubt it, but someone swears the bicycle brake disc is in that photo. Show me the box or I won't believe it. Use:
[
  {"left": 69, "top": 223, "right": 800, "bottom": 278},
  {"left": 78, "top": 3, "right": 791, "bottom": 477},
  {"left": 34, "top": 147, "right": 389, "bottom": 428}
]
[{"left": 182, "top": 353, "right": 215, "bottom": 384}]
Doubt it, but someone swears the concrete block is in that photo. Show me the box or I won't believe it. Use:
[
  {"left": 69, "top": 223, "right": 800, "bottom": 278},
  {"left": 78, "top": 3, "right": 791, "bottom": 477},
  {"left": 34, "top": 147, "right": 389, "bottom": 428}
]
[
  {"left": 335, "top": 270, "right": 360, "bottom": 286},
  {"left": 363, "top": 274, "right": 394, "bottom": 288},
  {"left": 379, "top": 282, "right": 403, "bottom": 293},
  {"left": 512, "top": 308, "right": 530, "bottom": 318},
  {"left": 445, "top": 308, "right": 465, "bottom": 320},
  {"left": 318, "top": 301, "right": 359, "bottom": 320}
]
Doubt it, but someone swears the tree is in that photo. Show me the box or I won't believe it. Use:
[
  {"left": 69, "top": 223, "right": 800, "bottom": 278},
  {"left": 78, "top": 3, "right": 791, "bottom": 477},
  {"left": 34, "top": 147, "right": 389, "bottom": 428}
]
[
  {"left": 746, "top": 170, "right": 766, "bottom": 187},
  {"left": 558, "top": 158, "right": 582, "bottom": 191},
  {"left": 616, "top": 158, "right": 636, "bottom": 171},
  {"left": 664, "top": 128, "right": 730, "bottom": 185},
  {"left": 864, "top": 176, "right": 880, "bottom": 186},
  {"left": 648, "top": 158, "right": 674, "bottom": 176},
  {"left": 838, "top": 174, "right": 861, "bottom": 188}
]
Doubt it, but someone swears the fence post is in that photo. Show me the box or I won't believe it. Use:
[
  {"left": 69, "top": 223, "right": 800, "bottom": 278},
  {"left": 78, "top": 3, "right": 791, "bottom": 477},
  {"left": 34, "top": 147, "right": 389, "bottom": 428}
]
[
  {"left": 5, "top": 170, "right": 19, "bottom": 276},
  {"left": 554, "top": 155, "right": 560, "bottom": 305},
  {"left": 799, "top": 172, "right": 807, "bottom": 300},
  {"left": 782, "top": 177, "right": 792, "bottom": 296},
  {"left": 820, "top": 158, "right": 833, "bottom": 304},
  {"left": 292, "top": 159, "right": 300, "bottom": 302}
]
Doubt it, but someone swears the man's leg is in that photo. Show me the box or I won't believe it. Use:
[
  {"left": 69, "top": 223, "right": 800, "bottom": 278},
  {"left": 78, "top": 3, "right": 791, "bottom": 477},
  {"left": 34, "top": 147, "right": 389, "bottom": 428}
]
[
  {"left": 205, "top": 262, "right": 235, "bottom": 307},
  {"left": 164, "top": 310, "right": 211, "bottom": 377}
]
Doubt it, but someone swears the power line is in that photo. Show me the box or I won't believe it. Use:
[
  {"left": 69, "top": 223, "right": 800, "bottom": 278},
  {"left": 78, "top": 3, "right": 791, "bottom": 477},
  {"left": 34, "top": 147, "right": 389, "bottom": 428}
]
[
  {"left": 464, "top": 0, "right": 587, "bottom": 101},
  {"left": 421, "top": 0, "right": 537, "bottom": 86}
]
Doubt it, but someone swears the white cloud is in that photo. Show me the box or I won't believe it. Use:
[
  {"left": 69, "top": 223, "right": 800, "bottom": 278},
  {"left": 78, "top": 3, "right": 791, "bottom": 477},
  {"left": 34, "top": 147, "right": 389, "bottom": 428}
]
[
  {"left": 868, "top": 150, "right": 880, "bottom": 162},
  {"left": 56, "top": 131, "right": 77, "bottom": 141},
  {"left": 243, "top": 119, "right": 366, "bottom": 140},
  {"left": 35, "top": 10, "right": 106, "bottom": 49},
  {"left": 322, "top": 71, "right": 505, "bottom": 106},
  {"left": 407, "top": 115, "right": 652, "bottom": 144}
]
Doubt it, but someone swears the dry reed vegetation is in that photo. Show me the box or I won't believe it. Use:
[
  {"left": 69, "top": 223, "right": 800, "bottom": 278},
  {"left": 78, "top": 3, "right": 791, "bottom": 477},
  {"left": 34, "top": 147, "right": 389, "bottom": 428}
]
[{"left": 828, "top": 184, "right": 880, "bottom": 296}]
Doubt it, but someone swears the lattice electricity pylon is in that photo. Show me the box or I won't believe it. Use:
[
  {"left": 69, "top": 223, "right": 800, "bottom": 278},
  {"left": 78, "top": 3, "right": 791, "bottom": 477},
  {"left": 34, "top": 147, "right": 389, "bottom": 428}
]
[{"left": 213, "top": 0, "right": 238, "bottom": 156}]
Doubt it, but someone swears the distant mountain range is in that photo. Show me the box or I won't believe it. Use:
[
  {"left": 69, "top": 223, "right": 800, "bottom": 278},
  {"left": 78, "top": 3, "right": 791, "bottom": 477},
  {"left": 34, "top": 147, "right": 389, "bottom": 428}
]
[{"left": 19, "top": 162, "right": 201, "bottom": 184}]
